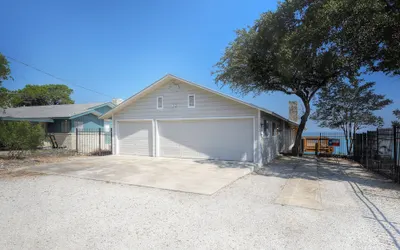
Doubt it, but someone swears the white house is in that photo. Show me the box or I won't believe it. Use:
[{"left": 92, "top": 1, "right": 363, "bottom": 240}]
[{"left": 100, "top": 74, "right": 298, "bottom": 165}]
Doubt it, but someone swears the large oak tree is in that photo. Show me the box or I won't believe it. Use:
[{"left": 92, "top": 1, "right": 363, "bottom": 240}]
[
  {"left": 213, "top": 1, "right": 352, "bottom": 155},
  {"left": 287, "top": 0, "right": 400, "bottom": 75}
]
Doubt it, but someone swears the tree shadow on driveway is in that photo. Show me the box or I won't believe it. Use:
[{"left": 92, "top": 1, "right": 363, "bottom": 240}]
[
  {"left": 255, "top": 155, "right": 400, "bottom": 248},
  {"left": 193, "top": 159, "right": 256, "bottom": 169}
]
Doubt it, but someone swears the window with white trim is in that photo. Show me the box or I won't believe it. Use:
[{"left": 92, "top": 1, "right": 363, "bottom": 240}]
[
  {"left": 157, "top": 96, "right": 163, "bottom": 109},
  {"left": 188, "top": 94, "right": 195, "bottom": 108}
]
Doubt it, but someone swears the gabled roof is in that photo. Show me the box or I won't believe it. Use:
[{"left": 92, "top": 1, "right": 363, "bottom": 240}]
[
  {"left": 100, "top": 74, "right": 298, "bottom": 126},
  {"left": 0, "top": 102, "right": 115, "bottom": 121}
]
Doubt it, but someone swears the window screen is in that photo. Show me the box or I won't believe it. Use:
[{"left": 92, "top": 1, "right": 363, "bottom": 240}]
[
  {"left": 157, "top": 96, "right": 163, "bottom": 109},
  {"left": 61, "top": 120, "right": 71, "bottom": 133},
  {"left": 272, "top": 122, "right": 276, "bottom": 136},
  {"left": 188, "top": 94, "right": 195, "bottom": 108}
]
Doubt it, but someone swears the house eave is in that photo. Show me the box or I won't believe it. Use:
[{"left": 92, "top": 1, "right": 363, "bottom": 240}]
[
  {"left": 69, "top": 110, "right": 102, "bottom": 119},
  {"left": 0, "top": 117, "right": 55, "bottom": 122}
]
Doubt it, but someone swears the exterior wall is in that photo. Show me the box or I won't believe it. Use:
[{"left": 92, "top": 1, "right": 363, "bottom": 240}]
[
  {"left": 114, "top": 79, "right": 258, "bottom": 120},
  {"left": 50, "top": 133, "right": 74, "bottom": 149},
  {"left": 71, "top": 114, "right": 104, "bottom": 131},
  {"left": 47, "top": 114, "right": 105, "bottom": 133},
  {"left": 260, "top": 112, "right": 282, "bottom": 164},
  {"left": 259, "top": 111, "right": 295, "bottom": 165},
  {"left": 114, "top": 79, "right": 259, "bottom": 162}
]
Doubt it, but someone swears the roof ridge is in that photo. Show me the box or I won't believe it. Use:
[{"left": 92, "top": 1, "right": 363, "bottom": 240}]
[{"left": 3, "top": 102, "right": 107, "bottom": 109}]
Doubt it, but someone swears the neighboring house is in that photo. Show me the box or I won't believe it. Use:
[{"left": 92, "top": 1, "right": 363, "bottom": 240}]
[
  {"left": 0, "top": 102, "right": 115, "bottom": 149},
  {"left": 101, "top": 74, "right": 298, "bottom": 165}
]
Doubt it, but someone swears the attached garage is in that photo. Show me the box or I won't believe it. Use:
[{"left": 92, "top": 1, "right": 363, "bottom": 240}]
[
  {"left": 104, "top": 74, "right": 298, "bottom": 165},
  {"left": 117, "top": 120, "right": 153, "bottom": 156},
  {"left": 157, "top": 118, "right": 254, "bottom": 161}
]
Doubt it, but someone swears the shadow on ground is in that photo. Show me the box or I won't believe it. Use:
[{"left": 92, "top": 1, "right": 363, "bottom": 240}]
[
  {"left": 255, "top": 155, "right": 400, "bottom": 248},
  {"left": 256, "top": 156, "right": 400, "bottom": 192},
  {"left": 193, "top": 159, "right": 256, "bottom": 169}
]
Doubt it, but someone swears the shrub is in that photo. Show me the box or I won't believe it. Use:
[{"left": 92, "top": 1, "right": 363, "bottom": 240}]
[{"left": 0, "top": 121, "right": 45, "bottom": 158}]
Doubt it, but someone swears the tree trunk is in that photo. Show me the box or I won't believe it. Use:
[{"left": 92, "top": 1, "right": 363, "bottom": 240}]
[{"left": 291, "top": 101, "right": 311, "bottom": 156}]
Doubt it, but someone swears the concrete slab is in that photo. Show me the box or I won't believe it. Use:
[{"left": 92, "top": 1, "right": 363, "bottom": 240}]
[
  {"left": 30, "top": 155, "right": 253, "bottom": 195},
  {"left": 275, "top": 178, "right": 323, "bottom": 210}
]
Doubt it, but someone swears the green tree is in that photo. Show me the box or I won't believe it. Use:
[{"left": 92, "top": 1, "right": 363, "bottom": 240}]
[
  {"left": 393, "top": 109, "right": 400, "bottom": 126},
  {"left": 0, "top": 54, "right": 11, "bottom": 86},
  {"left": 12, "top": 84, "right": 74, "bottom": 107},
  {"left": 0, "top": 121, "right": 45, "bottom": 158},
  {"left": 213, "top": 1, "right": 351, "bottom": 155},
  {"left": 0, "top": 54, "right": 12, "bottom": 108},
  {"left": 286, "top": 0, "right": 400, "bottom": 75},
  {"left": 311, "top": 79, "right": 392, "bottom": 155}
]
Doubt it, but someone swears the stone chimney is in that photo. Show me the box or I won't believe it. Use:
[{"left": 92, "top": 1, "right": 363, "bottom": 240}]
[
  {"left": 289, "top": 101, "right": 298, "bottom": 122},
  {"left": 112, "top": 98, "right": 123, "bottom": 105}
]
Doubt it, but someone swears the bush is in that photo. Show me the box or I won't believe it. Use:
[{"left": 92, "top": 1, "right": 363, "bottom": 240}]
[{"left": 0, "top": 121, "right": 45, "bottom": 158}]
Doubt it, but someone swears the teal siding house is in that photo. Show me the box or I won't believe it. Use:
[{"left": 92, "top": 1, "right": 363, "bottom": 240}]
[
  {"left": 0, "top": 102, "right": 116, "bottom": 149},
  {"left": 0, "top": 102, "right": 115, "bottom": 133}
]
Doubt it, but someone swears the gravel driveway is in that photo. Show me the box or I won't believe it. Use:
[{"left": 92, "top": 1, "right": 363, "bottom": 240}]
[{"left": 0, "top": 156, "right": 399, "bottom": 249}]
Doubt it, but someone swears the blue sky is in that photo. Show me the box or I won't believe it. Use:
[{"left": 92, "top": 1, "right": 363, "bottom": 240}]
[{"left": 1, "top": 0, "right": 398, "bottom": 131}]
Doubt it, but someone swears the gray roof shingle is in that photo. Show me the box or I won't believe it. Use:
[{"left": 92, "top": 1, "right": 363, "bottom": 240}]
[{"left": 0, "top": 103, "right": 107, "bottom": 119}]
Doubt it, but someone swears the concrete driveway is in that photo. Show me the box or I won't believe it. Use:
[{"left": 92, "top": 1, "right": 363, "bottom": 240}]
[{"left": 30, "top": 155, "right": 253, "bottom": 195}]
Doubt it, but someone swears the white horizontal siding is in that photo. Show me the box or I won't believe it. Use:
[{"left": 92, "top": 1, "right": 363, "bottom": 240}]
[
  {"left": 114, "top": 79, "right": 258, "bottom": 120},
  {"left": 260, "top": 112, "right": 283, "bottom": 164}
]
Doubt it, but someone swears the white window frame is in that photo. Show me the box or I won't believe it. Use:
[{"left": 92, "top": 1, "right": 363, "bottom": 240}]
[
  {"left": 188, "top": 94, "right": 195, "bottom": 108},
  {"left": 157, "top": 96, "right": 163, "bottom": 110}
]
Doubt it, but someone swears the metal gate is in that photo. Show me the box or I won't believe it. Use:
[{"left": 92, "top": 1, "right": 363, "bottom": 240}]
[{"left": 75, "top": 128, "right": 112, "bottom": 156}]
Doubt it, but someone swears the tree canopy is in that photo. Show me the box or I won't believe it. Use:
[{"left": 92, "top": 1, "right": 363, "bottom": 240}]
[
  {"left": 0, "top": 54, "right": 12, "bottom": 87},
  {"left": 311, "top": 78, "right": 392, "bottom": 154},
  {"left": 393, "top": 109, "right": 400, "bottom": 126},
  {"left": 287, "top": 0, "right": 400, "bottom": 75},
  {"left": 10, "top": 84, "right": 74, "bottom": 107},
  {"left": 213, "top": 1, "right": 351, "bottom": 154}
]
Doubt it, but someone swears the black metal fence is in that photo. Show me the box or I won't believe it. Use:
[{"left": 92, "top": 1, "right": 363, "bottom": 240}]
[
  {"left": 353, "top": 126, "right": 399, "bottom": 183},
  {"left": 304, "top": 126, "right": 400, "bottom": 183},
  {"left": 303, "top": 126, "right": 399, "bottom": 183},
  {"left": 75, "top": 128, "right": 112, "bottom": 156}
]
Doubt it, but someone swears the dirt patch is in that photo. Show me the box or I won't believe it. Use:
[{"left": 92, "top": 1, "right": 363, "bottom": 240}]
[
  {"left": 0, "top": 169, "right": 45, "bottom": 178},
  {"left": 0, "top": 149, "right": 82, "bottom": 171}
]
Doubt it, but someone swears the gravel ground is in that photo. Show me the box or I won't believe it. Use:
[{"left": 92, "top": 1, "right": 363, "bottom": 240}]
[{"left": 0, "top": 157, "right": 399, "bottom": 249}]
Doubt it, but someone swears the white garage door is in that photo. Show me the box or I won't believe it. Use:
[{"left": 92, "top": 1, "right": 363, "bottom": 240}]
[
  {"left": 117, "top": 121, "right": 153, "bottom": 156},
  {"left": 158, "top": 118, "right": 254, "bottom": 161}
]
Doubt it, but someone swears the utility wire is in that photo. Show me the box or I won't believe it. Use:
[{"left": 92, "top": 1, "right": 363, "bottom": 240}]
[{"left": 4, "top": 55, "right": 113, "bottom": 99}]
